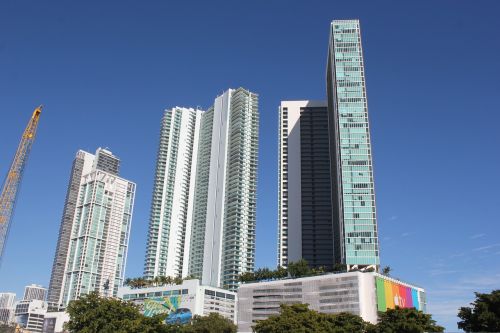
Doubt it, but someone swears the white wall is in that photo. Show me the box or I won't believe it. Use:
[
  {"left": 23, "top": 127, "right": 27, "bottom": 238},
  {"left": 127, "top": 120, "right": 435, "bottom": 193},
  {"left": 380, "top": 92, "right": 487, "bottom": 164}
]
[
  {"left": 279, "top": 100, "right": 327, "bottom": 264},
  {"left": 202, "top": 90, "right": 232, "bottom": 287}
]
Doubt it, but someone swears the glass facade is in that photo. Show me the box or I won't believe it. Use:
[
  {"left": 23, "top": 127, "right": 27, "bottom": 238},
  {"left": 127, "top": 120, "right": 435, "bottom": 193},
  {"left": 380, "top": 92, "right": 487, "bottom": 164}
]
[
  {"left": 188, "top": 108, "right": 214, "bottom": 280},
  {"left": 299, "top": 106, "right": 334, "bottom": 268},
  {"left": 327, "top": 20, "right": 379, "bottom": 266},
  {"left": 144, "top": 108, "right": 201, "bottom": 279},
  {"left": 189, "top": 88, "right": 258, "bottom": 291},
  {"left": 59, "top": 150, "right": 135, "bottom": 306},
  {"left": 220, "top": 88, "right": 258, "bottom": 291},
  {"left": 277, "top": 102, "right": 334, "bottom": 269},
  {"left": 146, "top": 88, "right": 258, "bottom": 291}
]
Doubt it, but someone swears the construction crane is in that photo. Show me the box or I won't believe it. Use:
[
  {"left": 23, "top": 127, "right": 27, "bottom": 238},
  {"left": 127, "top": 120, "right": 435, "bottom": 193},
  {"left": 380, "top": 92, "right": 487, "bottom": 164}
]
[{"left": 0, "top": 106, "right": 42, "bottom": 267}]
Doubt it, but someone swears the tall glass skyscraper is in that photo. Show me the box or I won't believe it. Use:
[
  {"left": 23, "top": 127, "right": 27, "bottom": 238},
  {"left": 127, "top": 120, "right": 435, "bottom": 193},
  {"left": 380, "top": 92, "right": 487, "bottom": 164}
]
[
  {"left": 144, "top": 108, "right": 202, "bottom": 279},
  {"left": 278, "top": 19, "right": 379, "bottom": 271},
  {"left": 145, "top": 88, "right": 259, "bottom": 291},
  {"left": 48, "top": 149, "right": 136, "bottom": 307},
  {"left": 327, "top": 19, "right": 379, "bottom": 268}
]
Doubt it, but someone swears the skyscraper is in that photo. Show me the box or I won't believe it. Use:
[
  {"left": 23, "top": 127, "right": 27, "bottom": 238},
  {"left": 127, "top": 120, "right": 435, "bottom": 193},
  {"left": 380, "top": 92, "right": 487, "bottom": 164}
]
[
  {"left": 144, "top": 107, "right": 202, "bottom": 279},
  {"left": 48, "top": 148, "right": 136, "bottom": 307},
  {"left": 327, "top": 19, "right": 379, "bottom": 268},
  {"left": 145, "top": 88, "right": 259, "bottom": 291},
  {"left": 277, "top": 101, "right": 333, "bottom": 269},
  {"left": 191, "top": 88, "right": 259, "bottom": 291},
  {"left": 278, "top": 19, "right": 379, "bottom": 271}
]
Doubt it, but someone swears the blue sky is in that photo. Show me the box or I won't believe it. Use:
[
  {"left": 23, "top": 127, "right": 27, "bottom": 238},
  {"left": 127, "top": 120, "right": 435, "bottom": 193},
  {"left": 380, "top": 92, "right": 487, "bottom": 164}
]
[{"left": 1, "top": 1, "right": 499, "bottom": 331}]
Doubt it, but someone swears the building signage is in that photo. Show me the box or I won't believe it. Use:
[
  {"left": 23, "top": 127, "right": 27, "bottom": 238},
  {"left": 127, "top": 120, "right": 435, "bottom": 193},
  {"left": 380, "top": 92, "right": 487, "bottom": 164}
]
[{"left": 375, "top": 277, "right": 420, "bottom": 312}]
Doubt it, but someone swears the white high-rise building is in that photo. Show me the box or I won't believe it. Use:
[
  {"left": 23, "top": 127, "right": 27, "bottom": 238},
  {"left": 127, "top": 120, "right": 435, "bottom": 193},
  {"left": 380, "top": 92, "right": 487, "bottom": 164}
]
[
  {"left": 145, "top": 88, "right": 259, "bottom": 291},
  {"left": 144, "top": 107, "right": 202, "bottom": 279},
  {"left": 23, "top": 284, "right": 47, "bottom": 301},
  {"left": 48, "top": 148, "right": 136, "bottom": 307},
  {"left": 277, "top": 101, "right": 331, "bottom": 269}
]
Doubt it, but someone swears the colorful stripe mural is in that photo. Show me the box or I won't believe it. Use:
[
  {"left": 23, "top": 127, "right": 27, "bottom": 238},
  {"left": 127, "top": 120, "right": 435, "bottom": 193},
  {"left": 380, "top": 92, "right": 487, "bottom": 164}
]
[{"left": 375, "top": 277, "right": 420, "bottom": 312}]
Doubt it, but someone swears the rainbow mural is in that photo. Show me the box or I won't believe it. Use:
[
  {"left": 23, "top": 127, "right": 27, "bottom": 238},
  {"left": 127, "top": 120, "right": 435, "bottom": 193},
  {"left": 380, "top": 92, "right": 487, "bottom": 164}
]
[{"left": 375, "top": 277, "right": 420, "bottom": 312}]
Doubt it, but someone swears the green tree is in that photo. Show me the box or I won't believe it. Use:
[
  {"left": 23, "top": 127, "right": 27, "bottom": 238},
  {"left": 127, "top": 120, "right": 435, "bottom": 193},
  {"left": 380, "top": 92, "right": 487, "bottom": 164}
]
[
  {"left": 253, "top": 304, "right": 373, "bottom": 333},
  {"left": 65, "top": 292, "right": 171, "bottom": 333},
  {"left": 153, "top": 276, "right": 162, "bottom": 286},
  {"left": 0, "top": 323, "right": 16, "bottom": 333},
  {"left": 381, "top": 266, "right": 391, "bottom": 276},
  {"left": 458, "top": 290, "right": 500, "bottom": 332},
  {"left": 125, "top": 275, "right": 194, "bottom": 289},
  {"left": 183, "top": 275, "right": 198, "bottom": 281},
  {"left": 238, "top": 271, "right": 255, "bottom": 283},
  {"left": 124, "top": 277, "right": 132, "bottom": 287},
  {"left": 287, "top": 259, "right": 311, "bottom": 278},
  {"left": 325, "top": 312, "right": 377, "bottom": 333},
  {"left": 375, "top": 307, "right": 444, "bottom": 333},
  {"left": 183, "top": 313, "right": 236, "bottom": 333},
  {"left": 275, "top": 266, "right": 288, "bottom": 279},
  {"left": 238, "top": 266, "right": 289, "bottom": 283},
  {"left": 332, "top": 263, "right": 347, "bottom": 273}
]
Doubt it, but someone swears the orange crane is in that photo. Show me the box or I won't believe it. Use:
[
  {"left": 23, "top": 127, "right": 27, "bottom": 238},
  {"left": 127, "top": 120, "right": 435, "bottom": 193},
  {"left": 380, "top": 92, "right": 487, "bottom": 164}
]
[{"left": 0, "top": 106, "right": 42, "bottom": 267}]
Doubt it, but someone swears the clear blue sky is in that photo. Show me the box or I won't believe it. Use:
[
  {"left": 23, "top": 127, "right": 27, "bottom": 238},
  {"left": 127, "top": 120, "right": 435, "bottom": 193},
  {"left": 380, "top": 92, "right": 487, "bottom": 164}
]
[{"left": 1, "top": 1, "right": 499, "bottom": 331}]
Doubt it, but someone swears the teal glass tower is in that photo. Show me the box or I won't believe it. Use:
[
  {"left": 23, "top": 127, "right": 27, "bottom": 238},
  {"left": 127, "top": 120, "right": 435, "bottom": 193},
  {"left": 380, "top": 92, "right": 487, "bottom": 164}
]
[{"left": 327, "top": 20, "right": 380, "bottom": 268}]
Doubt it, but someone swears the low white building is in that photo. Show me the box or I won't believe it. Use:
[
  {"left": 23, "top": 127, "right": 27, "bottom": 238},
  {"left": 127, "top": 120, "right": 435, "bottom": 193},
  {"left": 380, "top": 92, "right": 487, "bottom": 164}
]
[
  {"left": 15, "top": 299, "right": 48, "bottom": 332},
  {"left": 42, "top": 311, "right": 70, "bottom": 333},
  {"left": 117, "top": 279, "right": 237, "bottom": 324},
  {"left": 237, "top": 271, "right": 426, "bottom": 333}
]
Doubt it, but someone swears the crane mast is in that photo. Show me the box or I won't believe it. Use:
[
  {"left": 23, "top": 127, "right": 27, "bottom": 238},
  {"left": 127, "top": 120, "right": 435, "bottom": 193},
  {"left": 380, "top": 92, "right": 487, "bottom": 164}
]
[{"left": 0, "top": 106, "right": 42, "bottom": 266}]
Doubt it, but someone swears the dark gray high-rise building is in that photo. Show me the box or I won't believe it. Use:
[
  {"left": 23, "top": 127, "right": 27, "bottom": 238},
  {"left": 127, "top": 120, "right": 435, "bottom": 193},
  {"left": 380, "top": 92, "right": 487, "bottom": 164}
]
[
  {"left": 278, "top": 101, "right": 333, "bottom": 269},
  {"left": 95, "top": 148, "right": 120, "bottom": 175},
  {"left": 278, "top": 19, "right": 379, "bottom": 271}
]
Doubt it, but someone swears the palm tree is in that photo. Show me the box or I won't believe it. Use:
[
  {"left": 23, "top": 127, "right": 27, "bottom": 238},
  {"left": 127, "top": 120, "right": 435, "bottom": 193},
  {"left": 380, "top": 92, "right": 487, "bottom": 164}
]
[
  {"left": 153, "top": 276, "right": 162, "bottom": 287},
  {"left": 381, "top": 266, "right": 391, "bottom": 276},
  {"left": 173, "top": 276, "right": 183, "bottom": 285},
  {"left": 128, "top": 278, "right": 140, "bottom": 289},
  {"left": 124, "top": 278, "right": 132, "bottom": 287},
  {"left": 156, "top": 275, "right": 165, "bottom": 286},
  {"left": 137, "top": 277, "right": 148, "bottom": 288}
]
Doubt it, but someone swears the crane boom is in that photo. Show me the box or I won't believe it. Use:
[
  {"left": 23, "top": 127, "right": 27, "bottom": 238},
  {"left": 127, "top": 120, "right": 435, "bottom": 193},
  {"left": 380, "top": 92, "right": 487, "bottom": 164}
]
[{"left": 0, "top": 106, "right": 42, "bottom": 266}]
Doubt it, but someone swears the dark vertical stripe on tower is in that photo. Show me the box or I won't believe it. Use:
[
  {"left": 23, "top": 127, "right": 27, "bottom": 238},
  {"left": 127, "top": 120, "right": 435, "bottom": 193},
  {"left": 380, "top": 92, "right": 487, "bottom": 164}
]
[
  {"left": 47, "top": 154, "right": 84, "bottom": 306},
  {"left": 299, "top": 106, "right": 334, "bottom": 269},
  {"left": 327, "top": 32, "right": 345, "bottom": 265}
]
